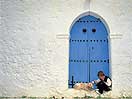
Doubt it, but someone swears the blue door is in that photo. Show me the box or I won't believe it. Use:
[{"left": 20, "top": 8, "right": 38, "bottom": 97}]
[{"left": 68, "top": 15, "right": 110, "bottom": 88}]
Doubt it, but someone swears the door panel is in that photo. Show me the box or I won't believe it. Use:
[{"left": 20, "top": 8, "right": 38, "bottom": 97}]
[{"left": 69, "top": 19, "right": 89, "bottom": 88}]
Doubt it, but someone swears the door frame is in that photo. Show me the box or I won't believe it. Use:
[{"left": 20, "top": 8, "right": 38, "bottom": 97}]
[{"left": 68, "top": 11, "right": 112, "bottom": 86}]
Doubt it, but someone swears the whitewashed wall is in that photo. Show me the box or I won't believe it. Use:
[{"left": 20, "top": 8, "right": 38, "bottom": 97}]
[{"left": 1, "top": 0, "right": 132, "bottom": 98}]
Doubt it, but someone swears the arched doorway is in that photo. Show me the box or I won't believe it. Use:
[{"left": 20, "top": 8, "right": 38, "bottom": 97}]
[{"left": 68, "top": 12, "right": 111, "bottom": 88}]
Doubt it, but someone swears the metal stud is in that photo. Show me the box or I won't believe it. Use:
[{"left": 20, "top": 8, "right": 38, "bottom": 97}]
[
  {"left": 107, "top": 59, "right": 109, "bottom": 63},
  {"left": 97, "top": 18, "right": 101, "bottom": 22},
  {"left": 82, "top": 28, "right": 87, "bottom": 33},
  {"left": 92, "top": 28, "right": 96, "bottom": 33},
  {"left": 97, "top": 18, "right": 100, "bottom": 20}
]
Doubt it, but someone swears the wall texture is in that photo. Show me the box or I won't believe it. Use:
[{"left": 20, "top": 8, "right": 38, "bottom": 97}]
[{"left": 0, "top": 0, "right": 132, "bottom": 98}]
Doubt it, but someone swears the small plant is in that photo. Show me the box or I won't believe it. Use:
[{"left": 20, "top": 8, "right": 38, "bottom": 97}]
[
  {"left": 121, "top": 96, "right": 132, "bottom": 99},
  {"left": 74, "top": 96, "right": 80, "bottom": 99},
  {"left": 49, "top": 97, "right": 53, "bottom": 99},
  {"left": 96, "top": 95, "right": 102, "bottom": 99},
  {"left": 0, "top": 96, "right": 8, "bottom": 99},
  {"left": 83, "top": 93, "right": 93, "bottom": 99},
  {"left": 96, "top": 96, "right": 111, "bottom": 99},
  {"left": 21, "top": 96, "right": 27, "bottom": 98},
  {"left": 29, "top": 97, "right": 36, "bottom": 99}
]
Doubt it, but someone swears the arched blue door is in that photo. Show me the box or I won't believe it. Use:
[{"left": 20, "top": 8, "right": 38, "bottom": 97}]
[{"left": 68, "top": 15, "right": 110, "bottom": 88}]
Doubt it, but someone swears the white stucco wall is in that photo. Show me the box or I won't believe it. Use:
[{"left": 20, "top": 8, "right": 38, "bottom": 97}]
[{"left": 1, "top": 0, "right": 132, "bottom": 98}]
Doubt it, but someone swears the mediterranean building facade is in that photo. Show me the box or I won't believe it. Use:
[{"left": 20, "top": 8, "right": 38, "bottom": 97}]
[{"left": 1, "top": 0, "right": 132, "bottom": 98}]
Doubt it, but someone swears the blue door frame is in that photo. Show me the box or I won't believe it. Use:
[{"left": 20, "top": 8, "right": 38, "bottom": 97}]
[{"left": 68, "top": 15, "right": 110, "bottom": 88}]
